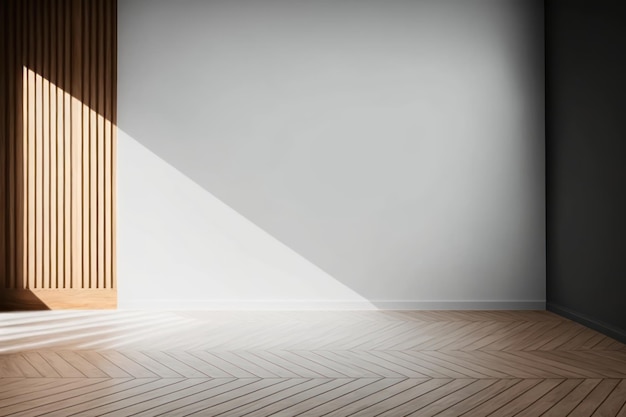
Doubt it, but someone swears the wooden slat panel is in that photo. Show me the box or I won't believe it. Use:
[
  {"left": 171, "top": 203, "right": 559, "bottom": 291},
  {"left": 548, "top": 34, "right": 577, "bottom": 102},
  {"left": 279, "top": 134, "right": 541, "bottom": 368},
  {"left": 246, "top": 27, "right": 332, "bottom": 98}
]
[
  {"left": 8, "top": 0, "right": 17, "bottom": 291},
  {"left": 0, "top": 0, "right": 116, "bottom": 309}
]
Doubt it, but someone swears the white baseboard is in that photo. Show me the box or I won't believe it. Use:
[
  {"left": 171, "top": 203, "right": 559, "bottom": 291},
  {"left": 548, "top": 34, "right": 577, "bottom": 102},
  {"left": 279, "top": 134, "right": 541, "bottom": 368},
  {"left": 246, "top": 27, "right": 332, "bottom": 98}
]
[
  {"left": 118, "top": 299, "right": 546, "bottom": 311},
  {"left": 373, "top": 300, "right": 546, "bottom": 310}
]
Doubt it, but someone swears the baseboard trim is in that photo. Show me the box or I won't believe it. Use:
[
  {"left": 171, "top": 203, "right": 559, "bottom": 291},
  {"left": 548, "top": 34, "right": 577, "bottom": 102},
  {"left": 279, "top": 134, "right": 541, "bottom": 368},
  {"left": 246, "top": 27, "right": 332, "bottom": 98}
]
[
  {"left": 118, "top": 299, "right": 546, "bottom": 311},
  {"left": 547, "top": 302, "right": 626, "bottom": 344},
  {"left": 0, "top": 289, "right": 117, "bottom": 310},
  {"left": 373, "top": 300, "right": 546, "bottom": 310}
]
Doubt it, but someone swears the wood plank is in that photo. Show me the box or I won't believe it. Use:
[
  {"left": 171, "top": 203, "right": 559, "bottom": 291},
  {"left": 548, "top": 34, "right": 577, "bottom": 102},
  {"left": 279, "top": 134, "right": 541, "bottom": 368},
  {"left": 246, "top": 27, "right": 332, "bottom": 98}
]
[
  {"left": 568, "top": 379, "right": 622, "bottom": 417},
  {"left": 514, "top": 379, "right": 583, "bottom": 415},
  {"left": 429, "top": 379, "right": 524, "bottom": 416},
  {"left": 487, "top": 378, "right": 566, "bottom": 417},
  {"left": 457, "top": 379, "right": 541, "bottom": 415},
  {"left": 37, "top": 351, "right": 84, "bottom": 377},
  {"left": 403, "top": 351, "right": 493, "bottom": 378},
  {"left": 0, "top": 356, "right": 28, "bottom": 378},
  {"left": 111, "top": 379, "right": 236, "bottom": 417},
  {"left": 226, "top": 378, "right": 333, "bottom": 417},
  {"left": 592, "top": 379, "right": 626, "bottom": 417},
  {"left": 36, "top": 378, "right": 181, "bottom": 417},
  {"left": 165, "top": 351, "right": 234, "bottom": 379},
  {"left": 130, "top": 379, "right": 259, "bottom": 417},
  {"left": 347, "top": 379, "right": 453, "bottom": 417},
  {"left": 98, "top": 351, "right": 158, "bottom": 378},
  {"left": 186, "top": 379, "right": 307, "bottom": 416},
  {"left": 142, "top": 351, "right": 210, "bottom": 378},
  {"left": 374, "top": 379, "right": 474, "bottom": 417},
  {"left": 485, "top": 349, "right": 590, "bottom": 379},
  {"left": 56, "top": 351, "right": 109, "bottom": 378},
  {"left": 0, "top": 379, "right": 87, "bottom": 404},
  {"left": 368, "top": 351, "right": 446, "bottom": 378},
  {"left": 75, "top": 351, "right": 132, "bottom": 378},
  {"left": 247, "top": 351, "right": 323, "bottom": 378},
  {"left": 542, "top": 379, "right": 602, "bottom": 417},
  {"left": 406, "top": 379, "right": 498, "bottom": 416},
  {"left": 21, "top": 352, "right": 60, "bottom": 377},
  {"left": 263, "top": 351, "right": 344, "bottom": 378},
  {"left": 0, "top": 378, "right": 111, "bottom": 414},
  {"left": 277, "top": 378, "right": 393, "bottom": 417},
  {"left": 0, "top": 379, "right": 57, "bottom": 398},
  {"left": 234, "top": 351, "right": 302, "bottom": 378},
  {"left": 87, "top": 378, "right": 207, "bottom": 417}
]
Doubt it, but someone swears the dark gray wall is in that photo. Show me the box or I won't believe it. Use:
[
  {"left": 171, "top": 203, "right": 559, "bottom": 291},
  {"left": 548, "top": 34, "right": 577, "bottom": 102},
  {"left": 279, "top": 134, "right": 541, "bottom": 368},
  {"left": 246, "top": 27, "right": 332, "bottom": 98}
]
[{"left": 546, "top": 0, "right": 626, "bottom": 341}]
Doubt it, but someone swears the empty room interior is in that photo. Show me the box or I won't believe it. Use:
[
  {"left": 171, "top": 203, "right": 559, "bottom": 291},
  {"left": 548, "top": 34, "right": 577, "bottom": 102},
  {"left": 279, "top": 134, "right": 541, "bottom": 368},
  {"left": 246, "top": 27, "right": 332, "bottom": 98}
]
[{"left": 1, "top": 0, "right": 626, "bottom": 415}]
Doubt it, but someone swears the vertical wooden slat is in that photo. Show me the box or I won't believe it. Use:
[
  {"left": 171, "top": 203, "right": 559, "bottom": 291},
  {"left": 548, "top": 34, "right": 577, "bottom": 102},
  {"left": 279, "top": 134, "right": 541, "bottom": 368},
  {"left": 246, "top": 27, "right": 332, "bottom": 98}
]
[
  {"left": 16, "top": 0, "right": 25, "bottom": 289},
  {"left": 27, "top": 0, "right": 36, "bottom": 289},
  {"left": 2, "top": 0, "right": 116, "bottom": 307},
  {"left": 42, "top": 3, "right": 50, "bottom": 288},
  {"left": 111, "top": 0, "right": 117, "bottom": 290},
  {"left": 0, "top": 0, "right": 6, "bottom": 291},
  {"left": 34, "top": 3, "right": 43, "bottom": 289},
  {"left": 48, "top": 0, "right": 56, "bottom": 290},
  {"left": 80, "top": 0, "right": 89, "bottom": 289},
  {"left": 20, "top": 0, "right": 28, "bottom": 290},
  {"left": 55, "top": 0, "right": 64, "bottom": 289},
  {"left": 48, "top": 1, "right": 54, "bottom": 289},
  {"left": 64, "top": 0, "right": 72, "bottom": 289},
  {"left": 7, "top": 0, "right": 16, "bottom": 290},
  {"left": 104, "top": 0, "right": 112, "bottom": 290},
  {"left": 7, "top": 0, "right": 14, "bottom": 289},
  {"left": 89, "top": 0, "right": 98, "bottom": 289},
  {"left": 97, "top": 0, "right": 106, "bottom": 290},
  {"left": 73, "top": 0, "right": 84, "bottom": 290}
]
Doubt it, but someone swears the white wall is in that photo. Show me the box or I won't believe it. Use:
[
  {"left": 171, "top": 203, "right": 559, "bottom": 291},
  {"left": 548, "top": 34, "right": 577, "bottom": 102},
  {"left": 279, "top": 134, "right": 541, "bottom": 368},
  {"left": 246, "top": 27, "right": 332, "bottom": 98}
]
[{"left": 118, "top": 0, "right": 545, "bottom": 309}]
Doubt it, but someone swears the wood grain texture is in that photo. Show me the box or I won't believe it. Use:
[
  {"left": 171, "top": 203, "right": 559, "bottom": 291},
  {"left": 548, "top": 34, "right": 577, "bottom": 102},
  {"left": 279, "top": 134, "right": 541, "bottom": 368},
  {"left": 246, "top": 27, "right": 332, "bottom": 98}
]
[
  {"left": 0, "top": 311, "right": 625, "bottom": 416},
  {"left": 0, "top": 0, "right": 116, "bottom": 309}
]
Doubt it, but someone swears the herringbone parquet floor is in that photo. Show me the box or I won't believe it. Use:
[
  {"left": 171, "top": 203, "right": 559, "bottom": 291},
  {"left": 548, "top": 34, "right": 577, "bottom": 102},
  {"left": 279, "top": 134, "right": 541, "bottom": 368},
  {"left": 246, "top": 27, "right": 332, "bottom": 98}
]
[{"left": 1, "top": 310, "right": 625, "bottom": 416}]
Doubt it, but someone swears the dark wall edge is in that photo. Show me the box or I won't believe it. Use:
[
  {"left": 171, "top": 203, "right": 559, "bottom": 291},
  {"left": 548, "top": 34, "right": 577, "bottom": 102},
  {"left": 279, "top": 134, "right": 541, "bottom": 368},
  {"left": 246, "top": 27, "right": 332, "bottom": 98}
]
[{"left": 547, "top": 302, "right": 626, "bottom": 345}]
